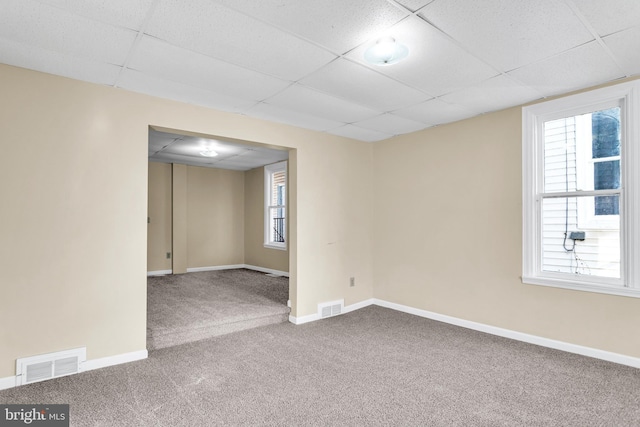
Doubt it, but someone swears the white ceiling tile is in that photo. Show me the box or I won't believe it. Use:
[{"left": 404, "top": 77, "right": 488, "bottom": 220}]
[
  {"left": 249, "top": 144, "right": 289, "bottom": 154},
  {"left": 571, "top": 0, "right": 640, "bottom": 36},
  {"left": 440, "top": 75, "right": 541, "bottom": 113},
  {"left": 604, "top": 27, "right": 640, "bottom": 77},
  {"left": 247, "top": 103, "right": 345, "bottom": 132},
  {"left": 420, "top": 0, "right": 594, "bottom": 71},
  {"left": 265, "top": 84, "right": 382, "bottom": 123},
  {"left": 34, "top": 0, "right": 155, "bottom": 30},
  {"left": 392, "top": 99, "right": 477, "bottom": 126},
  {"left": 152, "top": 152, "right": 215, "bottom": 165},
  {"left": 0, "top": 0, "right": 136, "bottom": 65},
  {"left": 128, "top": 37, "right": 290, "bottom": 102},
  {"left": 213, "top": 0, "right": 409, "bottom": 53},
  {"left": 161, "top": 142, "right": 211, "bottom": 158},
  {"left": 300, "top": 58, "right": 433, "bottom": 111},
  {"left": 508, "top": 41, "right": 624, "bottom": 97},
  {"left": 346, "top": 17, "right": 499, "bottom": 96},
  {"left": 395, "top": 0, "right": 436, "bottom": 12},
  {"left": 0, "top": 37, "right": 121, "bottom": 86},
  {"left": 209, "top": 145, "right": 251, "bottom": 157},
  {"left": 352, "top": 113, "right": 427, "bottom": 135},
  {"left": 327, "top": 124, "right": 392, "bottom": 142},
  {"left": 117, "top": 69, "right": 258, "bottom": 112},
  {"left": 236, "top": 150, "right": 289, "bottom": 163},
  {"left": 145, "top": 0, "right": 337, "bottom": 81},
  {"left": 148, "top": 133, "right": 179, "bottom": 153}
]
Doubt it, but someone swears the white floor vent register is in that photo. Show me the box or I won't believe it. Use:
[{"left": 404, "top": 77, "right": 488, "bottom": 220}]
[
  {"left": 16, "top": 347, "right": 86, "bottom": 386},
  {"left": 318, "top": 299, "right": 344, "bottom": 319}
]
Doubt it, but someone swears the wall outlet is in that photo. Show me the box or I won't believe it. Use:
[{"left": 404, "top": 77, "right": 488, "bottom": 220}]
[
  {"left": 166, "top": 252, "right": 171, "bottom": 259},
  {"left": 350, "top": 277, "right": 355, "bottom": 287}
]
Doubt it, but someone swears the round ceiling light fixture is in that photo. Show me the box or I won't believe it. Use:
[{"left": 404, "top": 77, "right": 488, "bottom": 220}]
[
  {"left": 364, "top": 36, "right": 409, "bottom": 66},
  {"left": 199, "top": 148, "right": 218, "bottom": 157}
]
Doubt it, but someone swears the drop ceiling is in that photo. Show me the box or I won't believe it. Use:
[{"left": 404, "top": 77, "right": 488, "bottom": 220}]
[
  {"left": 2, "top": 0, "right": 639, "bottom": 144},
  {"left": 148, "top": 128, "right": 288, "bottom": 171}
]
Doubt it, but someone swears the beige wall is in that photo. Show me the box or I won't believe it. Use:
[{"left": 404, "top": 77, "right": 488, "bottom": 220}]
[
  {"left": 0, "top": 66, "right": 148, "bottom": 377},
  {"left": 186, "top": 166, "right": 244, "bottom": 268},
  {"left": 373, "top": 105, "right": 640, "bottom": 358},
  {"left": 0, "top": 63, "right": 374, "bottom": 378},
  {"left": 147, "top": 163, "right": 245, "bottom": 271},
  {"left": 244, "top": 166, "right": 289, "bottom": 272},
  {"left": 147, "top": 162, "right": 172, "bottom": 272}
]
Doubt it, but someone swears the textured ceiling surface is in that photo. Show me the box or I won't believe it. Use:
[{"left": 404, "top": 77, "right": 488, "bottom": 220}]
[{"left": 1, "top": 0, "right": 639, "bottom": 146}]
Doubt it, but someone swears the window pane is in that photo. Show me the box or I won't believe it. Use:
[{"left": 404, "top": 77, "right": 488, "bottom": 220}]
[
  {"left": 542, "top": 196, "right": 620, "bottom": 278},
  {"left": 593, "top": 160, "right": 620, "bottom": 190},
  {"left": 595, "top": 194, "right": 619, "bottom": 216},
  {"left": 592, "top": 108, "right": 620, "bottom": 158},
  {"left": 268, "top": 207, "right": 285, "bottom": 243},
  {"left": 544, "top": 117, "right": 576, "bottom": 193},
  {"left": 271, "top": 171, "right": 286, "bottom": 206},
  {"left": 543, "top": 107, "right": 621, "bottom": 194}
]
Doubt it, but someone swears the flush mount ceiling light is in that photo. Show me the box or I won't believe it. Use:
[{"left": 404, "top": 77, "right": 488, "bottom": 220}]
[
  {"left": 364, "top": 36, "right": 409, "bottom": 66},
  {"left": 199, "top": 148, "right": 218, "bottom": 157}
]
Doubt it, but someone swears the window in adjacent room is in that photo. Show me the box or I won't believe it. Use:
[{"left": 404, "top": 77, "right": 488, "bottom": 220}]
[
  {"left": 522, "top": 80, "right": 640, "bottom": 297},
  {"left": 264, "top": 161, "right": 287, "bottom": 250}
]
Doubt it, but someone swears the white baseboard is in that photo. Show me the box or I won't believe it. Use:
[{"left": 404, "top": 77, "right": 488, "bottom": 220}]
[
  {"left": 0, "top": 349, "right": 148, "bottom": 391},
  {"left": 186, "top": 264, "right": 245, "bottom": 273},
  {"left": 181, "top": 264, "right": 290, "bottom": 277},
  {"left": 147, "top": 269, "right": 172, "bottom": 276},
  {"left": 372, "top": 299, "right": 640, "bottom": 369},
  {"left": 0, "top": 375, "right": 16, "bottom": 390},
  {"left": 289, "top": 313, "right": 319, "bottom": 325},
  {"left": 243, "top": 264, "right": 290, "bottom": 277},
  {"left": 83, "top": 350, "right": 148, "bottom": 372}
]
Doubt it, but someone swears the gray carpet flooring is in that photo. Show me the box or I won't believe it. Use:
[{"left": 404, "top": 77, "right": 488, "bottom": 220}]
[
  {"left": 147, "top": 269, "right": 290, "bottom": 349},
  {"left": 1, "top": 306, "right": 639, "bottom": 426}
]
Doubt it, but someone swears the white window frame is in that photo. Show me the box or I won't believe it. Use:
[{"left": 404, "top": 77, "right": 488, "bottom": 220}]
[
  {"left": 264, "top": 161, "right": 287, "bottom": 250},
  {"left": 522, "top": 80, "right": 640, "bottom": 298}
]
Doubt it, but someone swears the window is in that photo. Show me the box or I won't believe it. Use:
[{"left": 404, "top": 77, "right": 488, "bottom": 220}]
[
  {"left": 264, "top": 161, "right": 287, "bottom": 250},
  {"left": 522, "top": 81, "right": 640, "bottom": 297}
]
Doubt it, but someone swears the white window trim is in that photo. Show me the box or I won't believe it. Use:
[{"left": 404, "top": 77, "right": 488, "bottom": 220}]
[
  {"left": 522, "top": 80, "right": 640, "bottom": 298},
  {"left": 264, "top": 161, "right": 287, "bottom": 251}
]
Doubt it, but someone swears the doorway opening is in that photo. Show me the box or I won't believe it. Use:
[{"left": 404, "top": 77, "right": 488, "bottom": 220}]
[{"left": 146, "top": 126, "right": 295, "bottom": 349}]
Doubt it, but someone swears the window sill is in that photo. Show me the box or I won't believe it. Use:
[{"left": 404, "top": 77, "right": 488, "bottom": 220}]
[
  {"left": 522, "top": 275, "right": 640, "bottom": 298},
  {"left": 264, "top": 243, "right": 287, "bottom": 251}
]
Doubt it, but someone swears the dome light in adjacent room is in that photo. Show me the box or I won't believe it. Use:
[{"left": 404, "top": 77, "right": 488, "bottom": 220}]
[{"left": 199, "top": 148, "right": 218, "bottom": 157}]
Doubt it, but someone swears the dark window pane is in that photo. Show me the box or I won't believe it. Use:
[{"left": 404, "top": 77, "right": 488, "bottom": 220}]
[
  {"left": 594, "top": 160, "right": 620, "bottom": 190},
  {"left": 595, "top": 194, "right": 619, "bottom": 216},
  {"left": 592, "top": 108, "right": 620, "bottom": 158}
]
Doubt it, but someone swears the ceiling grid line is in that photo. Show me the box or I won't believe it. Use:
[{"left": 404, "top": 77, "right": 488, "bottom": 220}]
[
  {"left": 562, "top": 0, "right": 628, "bottom": 77},
  {"left": 113, "top": 0, "right": 161, "bottom": 88}
]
